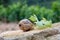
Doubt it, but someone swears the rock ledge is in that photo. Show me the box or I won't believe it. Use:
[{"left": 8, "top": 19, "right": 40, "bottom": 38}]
[{"left": 0, "top": 25, "right": 60, "bottom": 40}]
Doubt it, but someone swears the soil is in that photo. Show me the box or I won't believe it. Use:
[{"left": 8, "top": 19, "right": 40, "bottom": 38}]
[{"left": 0, "top": 22, "right": 20, "bottom": 33}]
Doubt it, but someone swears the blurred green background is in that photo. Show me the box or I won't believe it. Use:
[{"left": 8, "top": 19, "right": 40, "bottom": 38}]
[{"left": 0, "top": 0, "right": 60, "bottom": 23}]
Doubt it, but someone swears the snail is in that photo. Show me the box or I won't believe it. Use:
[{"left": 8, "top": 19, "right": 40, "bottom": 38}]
[{"left": 18, "top": 19, "right": 34, "bottom": 32}]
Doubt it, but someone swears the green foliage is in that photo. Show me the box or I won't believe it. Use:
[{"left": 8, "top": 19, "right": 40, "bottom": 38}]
[
  {"left": 52, "top": 1, "right": 60, "bottom": 22},
  {"left": 0, "top": 5, "right": 7, "bottom": 21},
  {"left": 7, "top": 2, "right": 21, "bottom": 22},
  {"left": 29, "top": 15, "right": 38, "bottom": 22},
  {"left": 24, "top": 5, "right": 40, "bottom": 19},
  {"left": 29, "top": 15, "right": 52, "bottom": 29},
  {"left": 29, "top": 7, "right": 54, "bottom": 21},
  {"left": 35, "top": 18, "right": 52, "bottom": 29},
  {"left": 0, "top": 2, "right": 22, "bottom": 22},
  {"left": 20, "top": 5, "right": 28, "bottom": 19},
  {"left": 0, "top": 1, "right": 60, "bottom": 23},
  {"left": 39, "top": 7, "right": 54, "bottom": 20}
]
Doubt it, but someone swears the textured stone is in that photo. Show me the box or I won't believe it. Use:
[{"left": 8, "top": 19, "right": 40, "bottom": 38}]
[
  {"left": 0, "top": 23, "right": 60, "bottom": 40},
  {"left": 47, "top": 34, "right": 60, "bottom": 40}
]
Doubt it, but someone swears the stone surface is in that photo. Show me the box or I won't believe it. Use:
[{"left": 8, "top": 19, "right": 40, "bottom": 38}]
[
  {"left": 0, "top": 23, "right": 60, "bottom": 40},
  {"left": 47, "top": 34, "right": 60, "bottom": 40}
]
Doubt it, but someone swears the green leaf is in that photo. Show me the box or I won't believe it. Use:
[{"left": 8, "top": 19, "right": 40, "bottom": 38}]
[
  {"left": 29, "top": 14, "right": 38, "bottom": 22},
  {"left": 35, "top": 18, "right": 52, "bottom": 29}
]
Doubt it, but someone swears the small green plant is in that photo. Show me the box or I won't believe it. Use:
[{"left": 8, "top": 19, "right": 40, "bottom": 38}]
[{"left": 29, "top": 15, "right": 52, "bottom": 29}]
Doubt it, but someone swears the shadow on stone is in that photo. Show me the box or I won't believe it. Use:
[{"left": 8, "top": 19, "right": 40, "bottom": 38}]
[{"left": 0, "top": 37, "right": 4, "bottom": 40}]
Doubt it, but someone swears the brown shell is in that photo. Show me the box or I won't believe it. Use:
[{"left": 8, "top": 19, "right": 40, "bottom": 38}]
[{"left": 18, "top": 19, "right": 34, "bottom": 32}]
